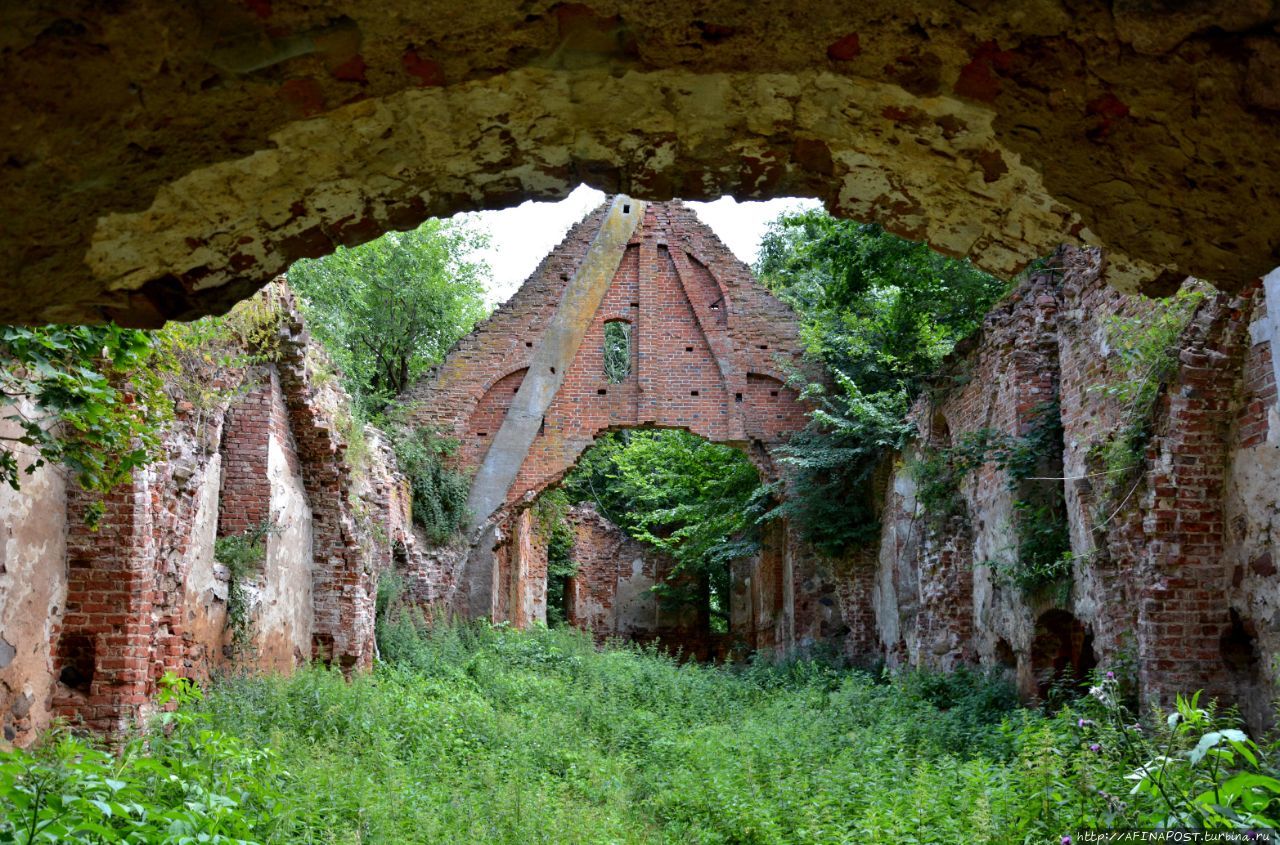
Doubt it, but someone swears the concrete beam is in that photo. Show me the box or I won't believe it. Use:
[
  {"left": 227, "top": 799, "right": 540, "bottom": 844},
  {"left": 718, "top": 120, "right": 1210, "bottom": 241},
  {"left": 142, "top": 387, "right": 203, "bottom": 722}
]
[{"left": 465, "top": 196, "right": 644, "bottom": 531}]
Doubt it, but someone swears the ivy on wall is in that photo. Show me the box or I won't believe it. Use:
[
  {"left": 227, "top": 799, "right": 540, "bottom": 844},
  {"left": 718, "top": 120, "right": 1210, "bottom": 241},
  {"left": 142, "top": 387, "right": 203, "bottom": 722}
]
[
  {"left": 1086, "top": 286, "right": 1206, "bottom": 522},
  {"left": 909, "top": 402, "right": 1071, "bottom": 593}
]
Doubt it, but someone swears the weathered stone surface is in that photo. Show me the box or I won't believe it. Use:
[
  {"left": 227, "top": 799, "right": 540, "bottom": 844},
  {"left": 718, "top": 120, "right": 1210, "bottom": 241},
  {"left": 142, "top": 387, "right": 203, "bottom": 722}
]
[
  {"left": 406, "top": 199, "right": 815, "bottom": 623},
  {"left": 3, "top": 2, "right": 1278, "bottom": 325},
  {"left": 0, "top": 284, "right": 416, "bottom": 742},
  {"left": 872, "top": 245, "right": 1280, "bottom": 729}
]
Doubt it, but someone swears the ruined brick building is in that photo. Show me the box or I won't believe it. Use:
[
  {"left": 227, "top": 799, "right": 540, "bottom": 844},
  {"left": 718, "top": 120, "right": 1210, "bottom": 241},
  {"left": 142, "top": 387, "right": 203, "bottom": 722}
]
[
  {"left": 4, "top": 193, "right": 1280, "bottom": 744},
  {"left": 0, "top": 286, "right": 418, "bottom": 744},
  {"left": 5, "top": 0, "right": 1280, "bottom": 745},
  {"left": 403, "top": 198, "right": 825, "bottom": 656}
]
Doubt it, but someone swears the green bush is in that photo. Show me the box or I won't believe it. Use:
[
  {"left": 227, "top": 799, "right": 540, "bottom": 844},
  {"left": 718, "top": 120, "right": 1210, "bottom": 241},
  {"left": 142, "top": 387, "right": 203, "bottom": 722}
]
[{"left": 4, "top": 628, "right": 1276, "bottom": 843}]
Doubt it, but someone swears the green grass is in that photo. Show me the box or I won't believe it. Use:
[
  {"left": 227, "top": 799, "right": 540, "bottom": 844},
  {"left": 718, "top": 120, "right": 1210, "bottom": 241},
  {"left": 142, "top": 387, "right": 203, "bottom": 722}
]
[{"left": 3, "top": 619, "right": 1277, "bottom": 843}]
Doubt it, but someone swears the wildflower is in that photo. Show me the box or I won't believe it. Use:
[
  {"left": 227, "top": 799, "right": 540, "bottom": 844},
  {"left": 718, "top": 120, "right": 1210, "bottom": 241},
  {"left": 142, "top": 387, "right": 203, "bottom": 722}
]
[
  {"left": 1062, "top": 836, "right": 1072, "bottom": 845},
  {"left": 1090, "top": 743, "right": 1101, "bottom": 753},
  {"left": 1106, "top": 671, "right": 1115, "bottom": 680},
  {"left": 1077, "top": 718, "right": 1093, "bottom": 728}
]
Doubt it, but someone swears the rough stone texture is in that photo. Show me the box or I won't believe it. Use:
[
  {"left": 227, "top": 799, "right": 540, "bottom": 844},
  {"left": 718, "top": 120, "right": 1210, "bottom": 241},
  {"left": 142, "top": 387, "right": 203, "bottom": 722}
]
[
  {"left": 465, "top": 195, "right": 645, "bottom": 533},
  {"left": 0, "top": 410, "right": 68, "bottom": 747},
  {"left": 871, "top": 245, "right": 1277, "bottom": 725},
  {"left": 217, "top": 368, "right": 315, "bottom": 671},
  {"left": 565, "top": 503, "right": 708, "bottom": 655},
  {"left": 1, "top": 283, "right": 412, "bottom": 740},
  {"left": 5, "top": 2, "right": 1279, "bottom": 326},
  {"left": 405, "top": 199, "right": 814, "bottom": 624}
]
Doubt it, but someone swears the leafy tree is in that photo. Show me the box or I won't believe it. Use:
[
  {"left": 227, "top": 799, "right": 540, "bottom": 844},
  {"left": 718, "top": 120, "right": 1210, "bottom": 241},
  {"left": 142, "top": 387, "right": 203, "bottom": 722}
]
[
  {"left": 755, "top": 211, "right": 1009, "bottom": 555},
  {"left": 288, "top": 219, "right": 492, "bottom": 540},
  {"left": 0, "top": 324, "right": 170, "bottom": 524},
  {"left": 288, "top": 219, "right": 491, "bottom": 416},
  {"left": 561, "top": 429, "right": 765, "bottom": 629}
]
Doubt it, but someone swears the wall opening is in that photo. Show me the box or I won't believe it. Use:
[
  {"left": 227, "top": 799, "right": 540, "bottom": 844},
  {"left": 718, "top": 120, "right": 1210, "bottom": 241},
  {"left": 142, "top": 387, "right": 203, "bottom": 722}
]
[
  {"left": 1221, "top": 608, "right": 1260, "bottom": 682},
  {"left": 524, "top": 427, "right": 766, "bottom": 659},
  {"left": 57, "top": 634, "right": 96, "bottom": 695},
  {"left": 1030, "top": 610, "right": 1096, "bottom": 700},
  {"left": 603, "top": 320, "right": 631, "bottom": 383}
]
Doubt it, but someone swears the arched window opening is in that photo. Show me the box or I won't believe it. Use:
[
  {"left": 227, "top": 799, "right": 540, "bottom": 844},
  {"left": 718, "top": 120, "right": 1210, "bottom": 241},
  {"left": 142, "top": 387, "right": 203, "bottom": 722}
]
[{"left": 603, "top": 320, "right": 631, "bottom": 383}]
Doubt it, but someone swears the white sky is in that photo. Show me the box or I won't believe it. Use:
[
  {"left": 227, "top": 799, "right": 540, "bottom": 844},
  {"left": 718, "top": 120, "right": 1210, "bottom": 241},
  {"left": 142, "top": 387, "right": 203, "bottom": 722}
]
[{"left": 456, "top": 185, "right": 820, "bottom": 305}]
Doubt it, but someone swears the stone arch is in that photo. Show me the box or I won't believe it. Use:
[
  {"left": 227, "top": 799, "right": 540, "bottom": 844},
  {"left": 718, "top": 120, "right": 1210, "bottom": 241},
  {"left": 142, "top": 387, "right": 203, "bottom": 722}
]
[
  {"left": 409, "top": 199, "right": 815, "bottom": 629},
  {"left": 15, "top": 3, "right": 1278, "bottom": 327}
]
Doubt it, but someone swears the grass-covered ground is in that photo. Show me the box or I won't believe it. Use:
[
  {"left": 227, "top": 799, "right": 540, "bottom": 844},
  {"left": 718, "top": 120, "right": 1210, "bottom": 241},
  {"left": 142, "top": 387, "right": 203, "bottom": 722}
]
[{"left": 2, "top": 616, "right": 1277, "bottom": 844}]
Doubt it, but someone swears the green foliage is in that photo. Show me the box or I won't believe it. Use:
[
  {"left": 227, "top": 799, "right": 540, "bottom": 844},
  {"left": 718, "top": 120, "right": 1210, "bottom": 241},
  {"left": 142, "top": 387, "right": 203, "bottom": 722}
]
[
  {"left": 0, "top": 675, "right": 288, "bottom": 844},
  {"left": 5, "top": 626, "right": 1277, "bottom": 842},
  {"left": 603, "top": 320, "right": 631, "bottom": 384},
  {"left": 287, "top": 218, "right": 491, "bottom": 417},
  {"left": 755, "top": 211, "right": 1010, "bottom": 555},
  {"left": 909, "top": 403, "right": 1071, "bottom": 592},
  {"left": 157, "top": 293, "right": 288, "bottom": 424},
  {"left": 214, "top": 519, "right": 274, "bottom": 658},
  {"left": 533, "top": 488, "right": 577, "bottom": 627},
  {"left": 382, "top": 412, "right": 470, "bottom": 543},
  {"left": 0, "top": 324, "right": 170, "bottom": 525},
  {"left": 1013, "top": 675, "right": 1280, "bottom": 835},
  {"left": 1088, "top": 286, "right": 1207, "bottom": 519},
  {"left": 561, "top": 429, "right": 765, "bottom": 626}
]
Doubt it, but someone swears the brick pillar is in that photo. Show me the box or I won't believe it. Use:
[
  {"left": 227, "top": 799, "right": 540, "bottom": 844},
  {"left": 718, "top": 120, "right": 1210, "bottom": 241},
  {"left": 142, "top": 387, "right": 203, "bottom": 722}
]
[
  {"left": 1137, "top": 290, "right": 1255, "bottom": 706},
  {"left": 53, "top": 479, "right": 158, "bottom": 734},
  {"left": 218, "top": 377, "right": 273, "bottom": 537}
]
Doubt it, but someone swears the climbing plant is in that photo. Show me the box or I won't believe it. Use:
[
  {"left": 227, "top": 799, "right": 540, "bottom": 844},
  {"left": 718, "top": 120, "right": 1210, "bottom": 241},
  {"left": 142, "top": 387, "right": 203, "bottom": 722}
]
[
  {"left": 908, "top": 402, "right": 1071, "bottom": 592},
  {"left": 0, "top": 324, "right": 170, "bottom": 526},
  {"left": 214, "top": 519, "right": 275, "bottom": 658},
  {"left": 755, "top": 210, "right": 1010, "bottom": 555},
  {"left": 1087, "top": 286, "right": 1206, "bottom": 520},
  {"left": 380, "top": 408, "right": 471, "bottom": 543}
]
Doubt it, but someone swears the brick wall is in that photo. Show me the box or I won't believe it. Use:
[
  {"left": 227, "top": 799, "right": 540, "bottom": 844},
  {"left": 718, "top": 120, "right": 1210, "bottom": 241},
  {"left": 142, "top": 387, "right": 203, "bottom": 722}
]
[
  {"left": 405, "top": 199, "right": 824, "bottom": 643},
  {"left": 872, "top": 246, "right": 1273, "bottom": 721},
  {"left": 30, "top": 282, "right": 414, "bottom": 738},
  {"left": 565, "top": 504, "right": 711, "bottom": 656}
]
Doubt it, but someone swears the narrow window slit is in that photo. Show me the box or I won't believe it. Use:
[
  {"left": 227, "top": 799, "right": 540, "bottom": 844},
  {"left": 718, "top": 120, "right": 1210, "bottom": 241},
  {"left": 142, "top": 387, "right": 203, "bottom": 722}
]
[{"left": 603, "top": 320, "right": 631, "bottom": 383}]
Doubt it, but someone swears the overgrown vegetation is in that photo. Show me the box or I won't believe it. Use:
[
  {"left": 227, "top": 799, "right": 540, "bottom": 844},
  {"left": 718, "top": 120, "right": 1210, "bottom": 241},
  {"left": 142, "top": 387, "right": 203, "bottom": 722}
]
[
  {"left": 286, "top": 218, "right": 491, "bottom": 541},
  {"left": 383, "top": 410, "right": 471, "bottom": 543},
  {"left": 5, "top": 616, "right": 1278, "bottom": 843},
  {"left": 533, "top": 488, "right": 577, "bottom": 626},
  {"left": 214, "top": 519, "right": 275, "bottom": 658},
  {"left": 287, "top": 218, "right": 490, "bottom": 419},
  {"left": 755, "top": 211, "right": 1010, "bottom": 555},
  {"left": 0, "top": 292, "right": 290, "bottom": 527},
  {"left": 558, "top": 429, "right": 767, "bottom": 629},
  {"left": 0, "top": 325, "right": 169, "bottom": 526},
  {"left": 910, "top": 402, "right": 1072, "bottom": 592},
  {"left": 1088, "top": 286, "right": 1206, "bottom": 520}
]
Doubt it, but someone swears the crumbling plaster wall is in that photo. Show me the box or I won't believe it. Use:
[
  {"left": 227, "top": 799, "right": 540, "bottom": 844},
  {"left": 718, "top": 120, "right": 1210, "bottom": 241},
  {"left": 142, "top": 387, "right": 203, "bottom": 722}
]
[
  {"left": 0, "top": 414, "right": 67, "bottom": 746},
  {"left": 873, "top": 245, "right": 1277, "bottom": 722},
  {"left": 0, "top": 283, "right": 414, "bottom": 742},
  {"left": 7, "top": 3, "right": 1280, "bottom": 327}
]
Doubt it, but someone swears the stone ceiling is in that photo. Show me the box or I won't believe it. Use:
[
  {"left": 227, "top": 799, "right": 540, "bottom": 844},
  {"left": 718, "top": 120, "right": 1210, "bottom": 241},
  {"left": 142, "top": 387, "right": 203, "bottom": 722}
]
[{"left": 3, "top": 1, "right": 1278, "bottom": 325}]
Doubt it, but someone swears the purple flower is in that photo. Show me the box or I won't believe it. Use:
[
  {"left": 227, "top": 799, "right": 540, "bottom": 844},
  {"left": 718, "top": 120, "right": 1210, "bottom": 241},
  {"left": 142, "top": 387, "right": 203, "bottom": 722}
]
[
  {"left": 1062, "top": 837, "right": 1072, "bottom": 845},
  {"left": 1090, "top": 743, "right": 1102, "bottom": 753},
  {"left": 1106, "top": 671, "right": 1115, "bottom": 680},
  {"left": 1077, "top": 718, "right": 1093, "bottom": 728}
]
